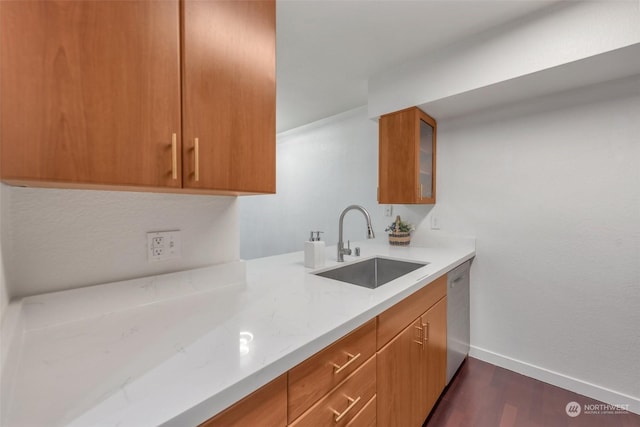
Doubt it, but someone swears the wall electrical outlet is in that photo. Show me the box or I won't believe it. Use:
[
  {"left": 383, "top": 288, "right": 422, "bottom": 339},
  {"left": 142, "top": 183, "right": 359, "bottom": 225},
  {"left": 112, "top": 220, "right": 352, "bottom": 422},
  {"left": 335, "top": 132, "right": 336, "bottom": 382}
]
[
  {"left": 383, "top": 205, "right": 393, "bottom": 217},
  {"left": 147, "top": 230, "right": 181, "bottom": 262}
]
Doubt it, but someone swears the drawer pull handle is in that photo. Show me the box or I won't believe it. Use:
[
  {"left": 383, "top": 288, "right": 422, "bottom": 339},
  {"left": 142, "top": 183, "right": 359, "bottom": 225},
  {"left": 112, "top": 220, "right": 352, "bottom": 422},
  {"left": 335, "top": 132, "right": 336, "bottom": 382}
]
[
  {"left": 332, "top": 352, "right": 361, "bottom": 374},
  {"left": 194, "top": 137, "right": 200, "bottom": 182},
  {"left": 171, "top": 133, "right": 177, "bottom": 180},
  {"left": 332, "top": 395, "right": 361, "bottom": 423}
]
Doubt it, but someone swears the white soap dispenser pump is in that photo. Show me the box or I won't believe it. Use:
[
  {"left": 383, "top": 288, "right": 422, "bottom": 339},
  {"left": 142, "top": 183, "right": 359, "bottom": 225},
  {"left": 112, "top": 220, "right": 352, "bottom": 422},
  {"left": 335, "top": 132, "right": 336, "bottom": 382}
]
[{"left": 304, "top": 231, "right": 325, "bottom": 268}]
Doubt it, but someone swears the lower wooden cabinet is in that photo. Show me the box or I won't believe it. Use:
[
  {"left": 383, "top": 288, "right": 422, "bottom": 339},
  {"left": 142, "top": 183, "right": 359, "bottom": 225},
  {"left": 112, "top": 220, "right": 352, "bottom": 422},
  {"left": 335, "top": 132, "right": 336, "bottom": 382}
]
[
  {"left": 347, "top": 395, "right": 376, "bottom": 427},
  {"left": 199, "top": 374, "right": 287, "bottom": 427},
  {"left": 423, "top": 297, "right": 447, "bottom": 413},
  {"left": 288, "top": 319, "right": 376, "bottom": 422},
  {"left": 377, "top": 317, "right": 427, "bottom": 427},
  {"left": 377, "top": 298, "right": 447, "bottom": 426},
  {"left": 290, "top": 356, "right": 376, "bottom": 427},
  {"left": 376, "top": 277, "right": 448, "bottom": 427}
]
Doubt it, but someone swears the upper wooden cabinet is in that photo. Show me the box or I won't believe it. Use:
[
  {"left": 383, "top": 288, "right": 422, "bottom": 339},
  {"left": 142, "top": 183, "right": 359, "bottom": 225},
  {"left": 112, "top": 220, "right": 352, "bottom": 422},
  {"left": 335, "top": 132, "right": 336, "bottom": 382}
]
[
  {"left": 182, "top": 0, "right": 275, "bottom": 193},
  {"left": 0, "top": 0, "right": 182, "bottom": 188},
  {"left": 378, "top": 107, "right": 436, "bottom": 204},
  {"left": 0, "top": 0, "right": 275, "bottom": 195}
]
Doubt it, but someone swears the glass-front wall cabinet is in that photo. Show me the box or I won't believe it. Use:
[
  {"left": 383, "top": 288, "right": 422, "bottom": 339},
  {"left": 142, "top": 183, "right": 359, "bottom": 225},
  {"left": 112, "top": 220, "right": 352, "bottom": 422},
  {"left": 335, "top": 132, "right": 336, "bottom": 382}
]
[{"left": 379, "top": 106, "right": 436, "bottom": 204}]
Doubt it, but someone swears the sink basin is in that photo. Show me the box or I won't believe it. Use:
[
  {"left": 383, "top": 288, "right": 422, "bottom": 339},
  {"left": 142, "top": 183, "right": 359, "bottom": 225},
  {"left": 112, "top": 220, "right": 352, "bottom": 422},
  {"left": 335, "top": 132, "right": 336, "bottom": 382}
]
[{"left": 314, "top": 257, "right": 428, "bottom": 289}]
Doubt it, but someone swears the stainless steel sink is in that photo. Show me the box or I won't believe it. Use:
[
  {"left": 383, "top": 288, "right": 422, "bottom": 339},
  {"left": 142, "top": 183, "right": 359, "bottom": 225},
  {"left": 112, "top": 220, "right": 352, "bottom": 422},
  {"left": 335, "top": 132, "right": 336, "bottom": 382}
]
[{"left": 314, "top": 257, "right": 428, "bottom": 289}]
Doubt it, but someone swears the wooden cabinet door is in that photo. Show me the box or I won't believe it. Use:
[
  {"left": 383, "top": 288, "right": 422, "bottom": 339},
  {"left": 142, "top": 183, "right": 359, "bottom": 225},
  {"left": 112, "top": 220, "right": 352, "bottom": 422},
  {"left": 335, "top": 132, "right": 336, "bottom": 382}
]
[
  {"left": 378, "top": 107, "right": 417, "bottom": 203},
  {"left": 182, "top": 0, "right": 275, "bottom": 193},
  {"left": 422, "top": 296, "right": 447, "bottom": 414},
  {"left": 0, "top": 0, "right": 182, "bottom": 188},
  {"left": 377, "top": 317, "right": 426, "bottom": 427}
]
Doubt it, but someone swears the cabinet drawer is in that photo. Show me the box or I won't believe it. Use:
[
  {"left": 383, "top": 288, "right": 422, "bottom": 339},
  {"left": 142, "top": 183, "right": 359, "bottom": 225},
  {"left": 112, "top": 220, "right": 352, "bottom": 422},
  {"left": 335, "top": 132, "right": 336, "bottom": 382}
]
[
  {"left": 377, "top": 275, "right": 446, "bottom": 349},
  {"left": 290, "top": 355, "right": 376, "bottom": 427},
  {"left": 288, "top": 318, "right": 376, "bottom": 422},
  {"left": 346, "top": 395, "right": 376, "bottom": 427}
]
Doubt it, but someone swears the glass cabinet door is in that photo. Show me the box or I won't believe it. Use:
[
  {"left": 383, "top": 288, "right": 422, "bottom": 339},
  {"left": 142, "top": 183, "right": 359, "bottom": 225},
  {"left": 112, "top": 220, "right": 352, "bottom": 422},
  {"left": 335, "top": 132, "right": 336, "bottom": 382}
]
[{"left": 419, "top": 118, "right": 434, "bottom": 200}]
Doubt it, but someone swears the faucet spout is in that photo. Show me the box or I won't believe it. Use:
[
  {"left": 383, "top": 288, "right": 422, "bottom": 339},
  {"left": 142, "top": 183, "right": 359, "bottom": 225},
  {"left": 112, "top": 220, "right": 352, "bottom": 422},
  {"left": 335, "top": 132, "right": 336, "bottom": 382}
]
[{"left": 337, "top": 205, "right": 375, "bottom": 262}]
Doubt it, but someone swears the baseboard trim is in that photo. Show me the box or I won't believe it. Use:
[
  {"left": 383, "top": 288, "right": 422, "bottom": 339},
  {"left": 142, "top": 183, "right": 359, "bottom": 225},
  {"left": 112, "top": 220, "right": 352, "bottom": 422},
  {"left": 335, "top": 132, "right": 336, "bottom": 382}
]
[{"left": 469, "top": 345, "right": 640, "bottom": 415}]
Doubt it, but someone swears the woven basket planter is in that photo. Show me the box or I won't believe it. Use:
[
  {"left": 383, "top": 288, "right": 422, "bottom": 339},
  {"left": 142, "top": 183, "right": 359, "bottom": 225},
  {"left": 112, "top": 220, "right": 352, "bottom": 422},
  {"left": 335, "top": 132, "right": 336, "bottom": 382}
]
[{"left": 388, "top": 231, "right": 411, "bottom": 246}]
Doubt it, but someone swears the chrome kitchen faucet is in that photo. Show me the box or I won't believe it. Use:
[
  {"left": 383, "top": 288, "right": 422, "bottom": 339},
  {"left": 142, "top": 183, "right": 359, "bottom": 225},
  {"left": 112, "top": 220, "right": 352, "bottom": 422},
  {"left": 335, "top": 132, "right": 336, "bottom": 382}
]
[{"left": 337, "top": 205, "right": 375, "bottom": 262}]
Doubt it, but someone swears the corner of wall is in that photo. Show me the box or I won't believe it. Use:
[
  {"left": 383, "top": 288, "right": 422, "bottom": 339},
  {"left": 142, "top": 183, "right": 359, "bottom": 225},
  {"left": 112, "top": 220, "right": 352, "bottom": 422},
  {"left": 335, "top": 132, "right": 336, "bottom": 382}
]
[{"left": 0, "top": 183, "right": 10, "bottom": 325}]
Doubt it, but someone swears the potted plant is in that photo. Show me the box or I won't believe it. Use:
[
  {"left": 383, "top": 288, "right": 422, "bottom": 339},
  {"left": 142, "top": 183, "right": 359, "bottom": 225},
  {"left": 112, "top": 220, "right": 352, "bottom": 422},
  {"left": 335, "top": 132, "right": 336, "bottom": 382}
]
[{"left": 385, "top": 215, "right": 415, "bottom": 246}]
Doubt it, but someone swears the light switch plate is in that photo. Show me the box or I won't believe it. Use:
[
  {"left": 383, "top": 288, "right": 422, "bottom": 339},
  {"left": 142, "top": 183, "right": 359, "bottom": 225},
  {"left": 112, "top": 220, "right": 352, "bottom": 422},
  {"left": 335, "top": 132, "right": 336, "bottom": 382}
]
[
  {"left": 147, "top": 230, "right": 181, "bottom": 262},
  {"left": 430, "top": 212, "right": 440, "bottom": 230}
]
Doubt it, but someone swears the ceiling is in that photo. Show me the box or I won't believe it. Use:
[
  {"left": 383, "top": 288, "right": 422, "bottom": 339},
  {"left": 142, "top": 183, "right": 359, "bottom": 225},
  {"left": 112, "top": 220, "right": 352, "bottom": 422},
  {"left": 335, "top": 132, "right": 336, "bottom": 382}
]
[{"left": 276, "top": 0, "right": 561, "bottom": 132}]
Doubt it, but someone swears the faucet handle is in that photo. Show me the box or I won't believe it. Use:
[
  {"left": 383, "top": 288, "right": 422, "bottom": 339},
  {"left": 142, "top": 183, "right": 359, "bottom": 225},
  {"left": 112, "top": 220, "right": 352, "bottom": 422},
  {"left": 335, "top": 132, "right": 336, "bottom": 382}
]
[{"left": 344, "top": 240, "right": 352, "bottom": 256}]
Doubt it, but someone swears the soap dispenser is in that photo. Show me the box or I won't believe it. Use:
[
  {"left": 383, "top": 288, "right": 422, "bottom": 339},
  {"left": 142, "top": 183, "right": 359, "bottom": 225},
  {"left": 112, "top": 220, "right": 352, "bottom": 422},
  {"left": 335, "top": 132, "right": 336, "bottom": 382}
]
[{"left": 304, "top": 231, "right": 325, "bottom": 268}]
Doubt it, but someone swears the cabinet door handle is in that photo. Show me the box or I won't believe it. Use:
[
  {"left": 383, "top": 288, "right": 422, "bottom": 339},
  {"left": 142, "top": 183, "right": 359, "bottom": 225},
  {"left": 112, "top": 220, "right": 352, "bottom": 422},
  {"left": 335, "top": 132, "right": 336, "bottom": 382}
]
[
  {"left": 194, "top": 137, "right": 200, "bottom": 182},
  {"left": 413, "top": 325, "right": 424, "bottom": 346},
  {"left": 332, "top": 352, "right": 361, "bottom": 374},
  {"left": 332, "top": 395, "right": 361, "bottom": 422},
  {"left": 171, "top": 133, "right": 177, "bottom": 180},
  {"left": 423, "top": 322, "right": 430, "bottom": 344}
]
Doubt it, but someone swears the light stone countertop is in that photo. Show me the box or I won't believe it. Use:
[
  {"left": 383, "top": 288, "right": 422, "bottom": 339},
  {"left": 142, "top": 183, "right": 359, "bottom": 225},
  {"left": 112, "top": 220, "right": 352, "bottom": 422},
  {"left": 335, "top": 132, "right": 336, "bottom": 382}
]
[{"left": 1, "top": 236, "right": 475, "bottom": 427}]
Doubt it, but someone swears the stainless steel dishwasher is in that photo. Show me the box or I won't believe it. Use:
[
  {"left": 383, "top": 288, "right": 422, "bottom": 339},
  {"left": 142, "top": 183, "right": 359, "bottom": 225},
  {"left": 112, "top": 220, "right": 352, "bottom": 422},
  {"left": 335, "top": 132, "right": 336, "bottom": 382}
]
[{"left": 447, "top": 260, "right": 471, "bottom": 384}]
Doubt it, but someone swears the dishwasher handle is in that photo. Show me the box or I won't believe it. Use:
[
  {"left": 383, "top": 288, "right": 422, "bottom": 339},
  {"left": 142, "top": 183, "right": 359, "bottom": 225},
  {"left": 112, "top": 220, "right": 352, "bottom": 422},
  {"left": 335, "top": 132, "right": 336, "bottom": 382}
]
[{"left": 450, "top": 275, "right": 465, "bottom": 288}]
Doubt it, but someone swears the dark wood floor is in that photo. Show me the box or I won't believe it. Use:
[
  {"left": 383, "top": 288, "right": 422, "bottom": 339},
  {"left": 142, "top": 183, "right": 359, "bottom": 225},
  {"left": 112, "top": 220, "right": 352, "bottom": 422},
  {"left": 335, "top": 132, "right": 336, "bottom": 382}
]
[{"left": 424, "top": 357, "right": 640, "bottom": 427}]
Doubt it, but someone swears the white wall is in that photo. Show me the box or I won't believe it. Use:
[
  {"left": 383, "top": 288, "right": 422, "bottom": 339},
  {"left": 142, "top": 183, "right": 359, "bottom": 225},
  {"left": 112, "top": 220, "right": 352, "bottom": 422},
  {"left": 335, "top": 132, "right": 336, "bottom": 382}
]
[
  {"left": 365, "top": 0, "right": 640, "bottom": 409},
  {"left": 239, "top": 107, "right": 430, "bottom": 260},
  {"left": 433, "top": 76, "right": 640, "bottom": 407},
  {"left": 2, "top": 185, "right": 239, "bottom": 298}
]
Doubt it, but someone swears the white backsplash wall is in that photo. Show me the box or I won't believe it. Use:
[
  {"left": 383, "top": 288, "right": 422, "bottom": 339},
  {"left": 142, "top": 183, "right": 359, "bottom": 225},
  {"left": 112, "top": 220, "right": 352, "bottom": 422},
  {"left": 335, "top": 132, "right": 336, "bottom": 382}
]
[
  {"left": 2, "top": 185, "right": 239, "bottom": 298},
  {"left": 433, "top": 76, "right": 640, "bottom": 405},
  {"left": 239, "top": 107, "right": 431, "bottom": 260}
]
